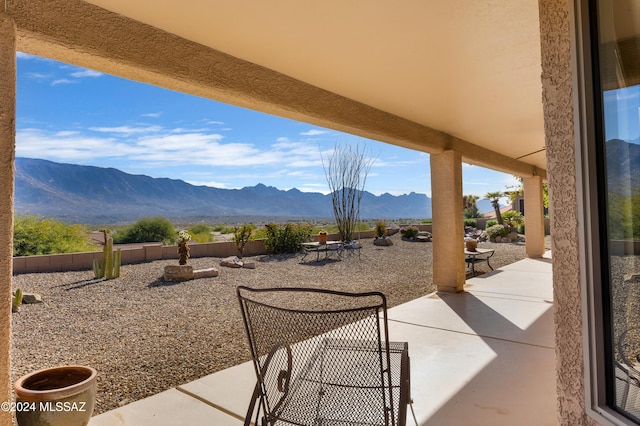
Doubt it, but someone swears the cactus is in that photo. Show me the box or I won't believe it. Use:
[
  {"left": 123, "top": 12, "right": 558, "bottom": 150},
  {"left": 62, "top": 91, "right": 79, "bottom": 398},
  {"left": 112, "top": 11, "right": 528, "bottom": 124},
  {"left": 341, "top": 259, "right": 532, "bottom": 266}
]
[
  {"left": 94, "top": 236, "right": 121, "bottom": 280},
  {"left": 93, "top": 258, "right": 102, "bottom": 278},
  {"left": 114, "top": 249, "right": 121, "bottom": 278},
  {"left": 12, "top": 288, "right": 23, "bottom": 313}
]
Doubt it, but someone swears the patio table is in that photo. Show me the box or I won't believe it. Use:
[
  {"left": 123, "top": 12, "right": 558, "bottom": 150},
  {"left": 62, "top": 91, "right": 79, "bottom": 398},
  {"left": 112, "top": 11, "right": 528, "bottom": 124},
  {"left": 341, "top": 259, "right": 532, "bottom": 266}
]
[
  {"left": 301, "top": 241, "right": 343, "bottom": 262},
  {"left": 464, "top": 247, "right": 495, "bottom": 277}
]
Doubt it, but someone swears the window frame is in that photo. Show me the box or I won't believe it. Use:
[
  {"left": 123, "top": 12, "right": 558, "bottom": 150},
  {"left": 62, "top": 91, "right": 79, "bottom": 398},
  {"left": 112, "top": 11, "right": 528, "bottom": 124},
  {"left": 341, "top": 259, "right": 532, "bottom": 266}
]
[{"left": 576, "top": 0, "right": 640, "bottom": 424}]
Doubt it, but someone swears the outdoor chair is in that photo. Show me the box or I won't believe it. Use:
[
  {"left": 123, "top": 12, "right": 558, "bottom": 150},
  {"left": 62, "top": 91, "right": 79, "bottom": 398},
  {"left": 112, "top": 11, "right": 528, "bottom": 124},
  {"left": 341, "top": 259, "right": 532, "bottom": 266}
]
[
  {"left": 617, "top": 327, "right": 640, "bottom": 420},
  {"left": 237, "top": 286, "right": 413, "bottom": 426}
]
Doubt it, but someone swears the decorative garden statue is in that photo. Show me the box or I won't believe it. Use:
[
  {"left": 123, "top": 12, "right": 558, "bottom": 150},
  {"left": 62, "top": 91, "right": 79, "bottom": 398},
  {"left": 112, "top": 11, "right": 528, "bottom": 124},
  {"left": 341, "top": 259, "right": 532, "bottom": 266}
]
[{"left": 177, "top": 230, "right": 191, "bottom": 265}]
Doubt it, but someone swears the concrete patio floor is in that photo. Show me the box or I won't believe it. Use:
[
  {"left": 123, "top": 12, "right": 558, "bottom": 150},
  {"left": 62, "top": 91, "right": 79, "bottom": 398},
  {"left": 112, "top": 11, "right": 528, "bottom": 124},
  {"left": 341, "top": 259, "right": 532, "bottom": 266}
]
[{"left": 90, "top": 253, "right": 556, "bottom": 426}]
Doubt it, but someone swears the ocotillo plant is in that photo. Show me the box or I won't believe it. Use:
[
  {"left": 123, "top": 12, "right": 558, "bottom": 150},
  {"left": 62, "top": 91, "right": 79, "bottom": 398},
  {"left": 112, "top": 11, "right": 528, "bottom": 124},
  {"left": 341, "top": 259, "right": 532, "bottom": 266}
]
[{"left": 93, "top": 236, "right": 121, "bottom": 279}]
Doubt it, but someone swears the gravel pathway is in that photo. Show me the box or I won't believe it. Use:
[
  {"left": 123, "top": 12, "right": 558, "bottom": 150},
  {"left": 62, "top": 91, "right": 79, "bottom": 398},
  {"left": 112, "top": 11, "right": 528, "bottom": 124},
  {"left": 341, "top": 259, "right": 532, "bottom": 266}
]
[{"left": 11, "top": 234, "right": 545, "bottom": 414}]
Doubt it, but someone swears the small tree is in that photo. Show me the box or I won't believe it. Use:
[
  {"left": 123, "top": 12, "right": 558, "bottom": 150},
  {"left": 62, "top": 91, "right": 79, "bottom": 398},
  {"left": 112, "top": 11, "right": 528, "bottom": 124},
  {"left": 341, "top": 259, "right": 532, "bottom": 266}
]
[
  {"left": 463, "top": 194, "right": 481, "bottom": 218},
  {"left": 263, "top": 223, "right": 312, "bottom": 254},
  {"left": 13, "top": 214, "right": 97, "bottom": 256},
  {"left": 322, "top": 143, "right": 375, "bottom": 242},
  {"left": 485, "top": 191, "right": 505, "bottom": 225},
  {"left": 232, "top": 224, "right": 254, "bottom": 258},
  {"left": 113, "top": 217, "right": 176, "bottom": 245},
  {"left": 374, "top": 221, "right": 387, "bottom": 238},
  {"left": 502, "top": 211, "right": 524, "bottom": 230},
  {"left": 506, "top": 175, "right": 550, "bottom": 210}
]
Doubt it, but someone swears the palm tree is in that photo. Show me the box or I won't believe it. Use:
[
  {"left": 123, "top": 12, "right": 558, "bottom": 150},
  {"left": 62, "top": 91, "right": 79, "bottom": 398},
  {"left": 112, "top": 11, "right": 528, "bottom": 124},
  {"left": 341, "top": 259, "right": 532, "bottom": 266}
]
[
  {"left": 463, "top": 194, "right": 480, "bottom": 218},
  {"left": 485, "top": 191, "right": 505, "bottom": 225}
]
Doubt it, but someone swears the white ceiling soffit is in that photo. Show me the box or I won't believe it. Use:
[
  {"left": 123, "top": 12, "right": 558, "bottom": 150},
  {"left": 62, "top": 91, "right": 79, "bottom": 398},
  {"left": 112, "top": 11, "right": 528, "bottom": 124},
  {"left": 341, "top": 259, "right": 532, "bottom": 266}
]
[{"left": 83, "top": 0, "right": 546, "bottom": 171}]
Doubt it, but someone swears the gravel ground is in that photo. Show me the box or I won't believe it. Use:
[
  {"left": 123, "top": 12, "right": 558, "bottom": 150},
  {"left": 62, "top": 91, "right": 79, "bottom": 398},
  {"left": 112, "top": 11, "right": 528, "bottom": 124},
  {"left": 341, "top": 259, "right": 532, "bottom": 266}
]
[{"left": 11, "top": 234, "right": 547, "bottom": 415}]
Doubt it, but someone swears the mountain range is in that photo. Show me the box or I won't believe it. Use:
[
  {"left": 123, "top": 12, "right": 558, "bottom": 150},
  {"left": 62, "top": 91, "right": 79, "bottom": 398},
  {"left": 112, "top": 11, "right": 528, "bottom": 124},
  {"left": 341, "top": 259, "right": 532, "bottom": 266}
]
[
  {"left": 605, "top": 139, "right": 640, "bottom": 190},
  {"left": 14, "top": 158, "right": 434, "bottom": 224}
]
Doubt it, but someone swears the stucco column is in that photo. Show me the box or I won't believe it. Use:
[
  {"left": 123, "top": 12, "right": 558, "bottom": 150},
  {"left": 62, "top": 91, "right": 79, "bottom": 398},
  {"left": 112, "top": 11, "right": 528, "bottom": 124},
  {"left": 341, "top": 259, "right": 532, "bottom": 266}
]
[
  {"left": 0, "top": 13, "right": 15, "bottom": 426},
  {"left": 523, "top": 175, "right": 545, "bottom": 258},
  {"left": 430, "top": 150, "right": 465, "bottom": 292},
  {"left": 539, "top": 0, "right": 594, "bottom": 424}
]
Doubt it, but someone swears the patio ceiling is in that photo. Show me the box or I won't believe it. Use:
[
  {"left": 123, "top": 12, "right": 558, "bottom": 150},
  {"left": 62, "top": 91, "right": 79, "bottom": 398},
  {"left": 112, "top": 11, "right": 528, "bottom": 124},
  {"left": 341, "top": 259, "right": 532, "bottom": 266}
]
[
  {"left": 12, "top": 0, "right": 546, "bottom": 176},
  {"left": 81, "top": 0, "right": 545, "bottom": 172}
]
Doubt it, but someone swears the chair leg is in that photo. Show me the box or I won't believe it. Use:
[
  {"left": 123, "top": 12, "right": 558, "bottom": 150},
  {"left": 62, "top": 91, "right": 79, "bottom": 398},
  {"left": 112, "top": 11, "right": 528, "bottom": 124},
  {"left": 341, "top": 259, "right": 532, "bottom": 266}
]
[{"left": 244, "top": 381, "right": 264, "bottom": 426}]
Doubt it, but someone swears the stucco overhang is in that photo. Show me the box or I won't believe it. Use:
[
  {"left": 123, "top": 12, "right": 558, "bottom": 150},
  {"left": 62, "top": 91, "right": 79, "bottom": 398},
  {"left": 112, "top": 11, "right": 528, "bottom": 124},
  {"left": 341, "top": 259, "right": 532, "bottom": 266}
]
[{"left": 8, "top": 0, "right": 547, "bottom": 178}]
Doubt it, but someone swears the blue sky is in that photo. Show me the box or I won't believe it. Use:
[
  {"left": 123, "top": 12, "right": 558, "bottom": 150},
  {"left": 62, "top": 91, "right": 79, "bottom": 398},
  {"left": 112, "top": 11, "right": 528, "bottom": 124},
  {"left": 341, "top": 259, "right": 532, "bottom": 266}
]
[
  {"left": 15, "top": 52, "right": 523, "bottom": 198},
  {"left": 604, "top": 85, "right": 640, "bottom": 143}
]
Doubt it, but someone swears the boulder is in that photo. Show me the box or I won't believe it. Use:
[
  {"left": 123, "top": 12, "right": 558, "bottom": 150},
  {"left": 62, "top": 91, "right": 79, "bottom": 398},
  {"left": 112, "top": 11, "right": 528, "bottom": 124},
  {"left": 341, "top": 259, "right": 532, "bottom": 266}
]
[
  {"left": 22, "top": 293, "right": 42, "bottom": 304},
  {"left": 373, "top": 238, "right": 393, "bottom": 246},
  {"left": 416, "top": 231, "right": 432, "bottom": 242},
  {"left": 193, "top": 268, "right": 220, "bottom": 279},
  {"left": 242, "top": 262, "right": 257, "bottom": 269},
  {"left": 163, "top": 265, "right": 194, "bottom": 281},
  {"left": 220, "top": 256, "right": 243, "bottom": 268}
]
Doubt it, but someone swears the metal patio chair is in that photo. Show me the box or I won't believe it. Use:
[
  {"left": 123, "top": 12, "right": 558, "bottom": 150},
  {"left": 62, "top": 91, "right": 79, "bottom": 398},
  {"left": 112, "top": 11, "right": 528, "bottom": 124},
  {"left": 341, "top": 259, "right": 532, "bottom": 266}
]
[
  {"left": 617, "top": 327, "right": 640, "bottom": 420},
  {"left": 237, "top": 286, "right": 412, "bottom": 426}
]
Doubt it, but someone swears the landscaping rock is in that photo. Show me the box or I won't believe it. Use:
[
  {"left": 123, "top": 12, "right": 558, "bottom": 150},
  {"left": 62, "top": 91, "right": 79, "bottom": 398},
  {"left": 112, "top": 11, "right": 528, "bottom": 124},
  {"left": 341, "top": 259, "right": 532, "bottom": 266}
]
[
  {"left": 163, "top": 265, "right": 194, "bottom": 281},
  {"left": 193, "top": 268, "right": 220, "bottom": 279},
  {"left": 373, "top": 238, "right": 393, "bottom": 246},
  {"left": 242, "top": 262, "right": 256, "bottom": 269},
  {"left": 416, "top": 231, "right": 432, "bottom": 242},
  {"left": 21, "top": 293, "right": 42, "bottom": 304},
  {"left": 220, "top": 256, "right": 243, "bottom": 268}
]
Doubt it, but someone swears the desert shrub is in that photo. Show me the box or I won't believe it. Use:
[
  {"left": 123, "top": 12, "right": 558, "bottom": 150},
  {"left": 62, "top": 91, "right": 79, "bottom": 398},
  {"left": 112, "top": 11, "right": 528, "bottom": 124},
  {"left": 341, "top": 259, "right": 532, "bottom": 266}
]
[
  {"left": 232, "top": 224, "right": 255, "bottom": 257},
  {"left": 13, "top": 215, "right": 97, "bottom": 256},
  {"left": 464, "top": 218, "right": 477, "bottom": 228},
  {"left": 263, "top": 223, "right": 312, "bottom": 254},
  {"left": 400, "top": 226, "right": 419, "bottom": 239},
  {"left": 375, "top": 221, "right": 387, "bottom": 238},
  {"left": 607, "top": 192, "right": 640, "bottom": 240},
  {"left": 517, "top": 224, "right": 525, "bottom": 234},
  {"left": 113, "top": 217, "right": 175, "bottom": 245},
  {"left": 485, "top": 224, "right": 511, "bottom": 240},
  {"left": 188, "top": 224, "right": 214, "bottom": 243},
  {"left": 486, "top": 219, "right": 498, "bottom": 228},
  {"left": 502, "top": 211, "right": 524, "bottom": 228}
]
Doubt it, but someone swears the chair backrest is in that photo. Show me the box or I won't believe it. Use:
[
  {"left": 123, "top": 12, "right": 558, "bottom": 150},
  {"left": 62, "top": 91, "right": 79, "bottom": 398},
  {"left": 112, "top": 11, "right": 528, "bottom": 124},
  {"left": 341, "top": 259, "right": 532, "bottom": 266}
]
[{"left": 237, "top": 286, "right": 397, "bottom": 426}]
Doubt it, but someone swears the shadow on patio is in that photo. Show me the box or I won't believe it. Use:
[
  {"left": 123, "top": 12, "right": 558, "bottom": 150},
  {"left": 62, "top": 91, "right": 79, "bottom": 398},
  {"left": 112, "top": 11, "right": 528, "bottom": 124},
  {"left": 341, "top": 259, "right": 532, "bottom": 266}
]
[{"left": 90, "top": 254, "right": 556, "bottom": 426}]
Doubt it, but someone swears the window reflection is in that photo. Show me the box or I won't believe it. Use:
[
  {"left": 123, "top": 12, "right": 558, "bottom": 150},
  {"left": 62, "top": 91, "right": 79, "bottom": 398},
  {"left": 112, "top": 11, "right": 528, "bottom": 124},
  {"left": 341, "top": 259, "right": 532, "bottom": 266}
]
[{"left": 597, "top": 0, "right": 640, "bottom": 421}]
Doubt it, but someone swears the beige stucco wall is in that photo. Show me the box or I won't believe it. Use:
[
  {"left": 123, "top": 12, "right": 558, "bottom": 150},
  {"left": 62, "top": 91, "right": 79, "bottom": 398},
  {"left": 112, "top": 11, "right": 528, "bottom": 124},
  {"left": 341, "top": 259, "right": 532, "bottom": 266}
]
[
  {"left": 524, "top": 175, "right": 546, "bottom": 258},
  {"left": 539, "top": 0, "right": 595, "bottom": 424},
  {"left": 0, "top": 13, "right": 15, "bottom": 426},
  {"left": 430, "top": 151, "right": 465, "bottom": 293}
]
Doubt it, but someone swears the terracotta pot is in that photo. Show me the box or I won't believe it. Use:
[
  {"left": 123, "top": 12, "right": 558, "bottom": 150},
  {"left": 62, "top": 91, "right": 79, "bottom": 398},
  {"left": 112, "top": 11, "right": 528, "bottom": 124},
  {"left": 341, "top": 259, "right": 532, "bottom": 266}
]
[
  {"left": 14, "top": 365, "right": 97, "bottom": 426},
  {"left": 318, "top": 233, "right": 328, "bottom": 244},
  {"left": 465, "top": 239, "right": 478, "bottom": 252}
]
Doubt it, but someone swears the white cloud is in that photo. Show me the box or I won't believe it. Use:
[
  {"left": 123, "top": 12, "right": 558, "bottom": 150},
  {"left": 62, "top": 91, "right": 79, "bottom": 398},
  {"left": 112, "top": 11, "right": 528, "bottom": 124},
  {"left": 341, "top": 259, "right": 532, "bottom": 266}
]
[
  {"left": 298, "top": 183, "right": 330, "bottom": 194},
  {"left": 16, "top": 52, "right": 51, "bottom": 61},
  {"left": 55, "top": 131, "right": 80, "bottom": 137},
  {"left": 15, "top": 124, "right": 344, "bottom": 181},
  {"left": 184, "top": 180, "right": 227, "bottom": 188},
  {"left": 16, "top": 128, "right": 139, "bottom": 161},
  {"left": 25, "top": 72, "right": 49, "bottom": 81},
  {"left": 141, "top": 112, "right": 162, "bottom": 118},
  {"left": 51, "top": 79, "right": 75, "bottom": 86},
  {"left": 300, "top": 129, "right": 329, "bottom": 136},
  {"left": 70, "top": 69, "right": 103, "bottom": 78},
  {"left": 170, "top": 127, "right": 210, "bottom": 133},
  {"left": 89, "top": 125, "right": 163, "bottom": 134}
]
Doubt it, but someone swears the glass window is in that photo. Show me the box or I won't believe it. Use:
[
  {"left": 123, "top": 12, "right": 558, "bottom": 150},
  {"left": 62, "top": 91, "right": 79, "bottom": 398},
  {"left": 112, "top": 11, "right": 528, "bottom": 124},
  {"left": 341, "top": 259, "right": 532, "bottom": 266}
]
[{"left": 594, "top": 0, "right": 640, "bottom": 422}]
